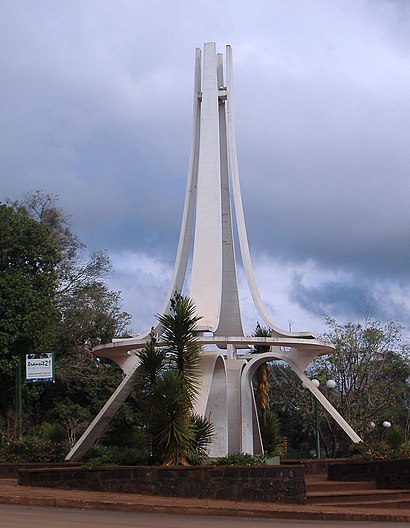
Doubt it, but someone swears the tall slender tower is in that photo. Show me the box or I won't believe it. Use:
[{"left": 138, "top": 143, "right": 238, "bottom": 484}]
[{"left": 66, "top": 43, "right": 361, "bottom": 462}]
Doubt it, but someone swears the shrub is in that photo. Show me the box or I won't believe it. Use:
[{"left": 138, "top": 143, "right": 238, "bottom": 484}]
[
  {"left": 0, "top": 438, "right": 68, "bottom": 463},
  {"left": 212, "top": 452, "right": 270, "bottom": 466},
  {"left": 348, "top": 440, "right": 410, "bottom": 461},
  {"left": 83, "top": 445, "right": 150, "bottom": 466}
]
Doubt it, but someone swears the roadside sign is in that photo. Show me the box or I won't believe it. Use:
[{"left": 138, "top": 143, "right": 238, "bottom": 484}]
[{"left": 25, "top": 353, "right": 54, "bottom": 382}]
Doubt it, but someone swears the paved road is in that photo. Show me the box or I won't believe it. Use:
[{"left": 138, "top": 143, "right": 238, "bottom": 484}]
[{"left": 0, "top": 505, "right": 408, "bottom": 528}]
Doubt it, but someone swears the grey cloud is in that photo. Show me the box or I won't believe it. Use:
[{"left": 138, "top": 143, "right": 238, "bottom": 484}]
[
  {"left": 2, "top": 0, "right": 410, "bottom": 332},
  {"left": 290, "top": 271, "right": 410, "bottom": 325},
  {"left": 290, "top": 273, "right": 375, "bottom": 320}
]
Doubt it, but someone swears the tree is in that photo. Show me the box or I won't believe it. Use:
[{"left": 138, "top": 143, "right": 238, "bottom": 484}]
[
  {"left": 0, "top": 203, "right": 61, "bottom": 423},
  {"left": 311, "top": 317, "right": 410, "bottom": 456},
  {"left": 268, "top": 317, "right": 410, "bottom": 458},
  {"left": 137, "top": 294, "right": 213, "bottom": 466},
  {"left": 0, "top": 192, "right": 132, "bottom": 447},
  {"left": 250, "top": 324, "right": 283, "bottom": 456},
  {"left": 267, "top": 363, "right": 314, "bottom": 457},
  {"left": 251, "top": 323, "right": 272, "bottom": 419},
  {"left": 14, "top": 191, "right": 112, "bottom": 298}
]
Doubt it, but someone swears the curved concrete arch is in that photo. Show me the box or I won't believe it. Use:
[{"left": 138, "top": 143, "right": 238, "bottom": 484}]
[
  {"left": 156, "top": 47, "right": 202, "bottom": 324},
  {"left": 225, "top": 46, "right": 314, "bottom": 340},
  {"left": 241, "top": 352, "right": 362, "bottom": 454}
]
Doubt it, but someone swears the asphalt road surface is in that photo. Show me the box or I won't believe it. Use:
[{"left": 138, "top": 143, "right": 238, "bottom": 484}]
[{"left": 0, "top": 505, "right": 407, "bottom": 528}]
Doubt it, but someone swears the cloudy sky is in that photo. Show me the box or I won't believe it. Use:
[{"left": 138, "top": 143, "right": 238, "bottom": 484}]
[{"left": 2, "top": 0, "right": 410, "bottom": 338}]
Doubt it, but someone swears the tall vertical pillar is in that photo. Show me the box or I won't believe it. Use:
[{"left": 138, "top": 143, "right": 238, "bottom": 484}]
[{"left": 189, "top": 42, "right": 222, "bottom": 331}]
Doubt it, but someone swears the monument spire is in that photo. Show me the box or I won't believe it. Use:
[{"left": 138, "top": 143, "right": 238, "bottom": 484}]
[
  {"left": 160, "top": 42, "right": 313, "bottom": 338},
  {"left": 66, "top": 43, "right": 362, "bottom": 462}
]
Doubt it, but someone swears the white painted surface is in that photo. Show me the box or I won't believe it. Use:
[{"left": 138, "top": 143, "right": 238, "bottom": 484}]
[
  {"left": 189, "top": 42, "right": 223, "bottom": 331},
  {"left": 67, "top": 43, "right": 361, "bottom": 462}
]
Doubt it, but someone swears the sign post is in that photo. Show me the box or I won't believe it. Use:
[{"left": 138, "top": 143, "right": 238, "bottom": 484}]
[
  {"left": 16, "top": 356, "right": 23, "bottom": 440},
  {"left": 25, "top": 353, "right": 54, "bottom": 383}
]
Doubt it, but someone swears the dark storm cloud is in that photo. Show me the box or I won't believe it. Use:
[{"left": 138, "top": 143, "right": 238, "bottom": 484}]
[
  {"left": 290, "top": 270, "right": 410, "bottom": 326},
  {"left": 2, "top": 0, "right": 410, "bottom": 332},
  {"left": 290, "top": 273, "right": 374, "bottom": 320}
]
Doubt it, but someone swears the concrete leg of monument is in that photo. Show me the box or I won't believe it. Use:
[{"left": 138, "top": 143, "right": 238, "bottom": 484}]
[{"left": 65, "top": 361, "right": 141, "bottom": 462}]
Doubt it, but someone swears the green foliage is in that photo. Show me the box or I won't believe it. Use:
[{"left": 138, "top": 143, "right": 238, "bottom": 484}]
[
  {"left": 251, "top": 323, "right": 271, "bottom": 353},
  {"left": 0, "top": 191, "right": 133, "bottom": 455},
  {"left": 213, "top": 452, "right": 269, "bottom": 466},
  {"left": 84, "top": 445, "right": 150, "bottom": 467},
  {"left": 259, "top": 410, "right": 283, "bottom": 456},
  {"left": 312, "top": 317, "right": 410, "bottom": 456},
  {"left": 137, "top": 332, "right": 167, "bottom": 391},
  {"left": 267, "top": 363, "right": 316, "bottom": 457},
  {"left": 0, "top": 203, "right": 61, "bottom": 421},
  {"left": 137, "top": 294, "right": 214, "bottom": 466},
  {"left": 251, "top": 323, "right": 279, "bottom": 453},
  {"left": 0, "top": 438, "right": 68, "bottom": 463},
  {"left": 35, "top": 422, "right": 67, "bottom": 443},
  {"left": 189, "top": 414, "right": 215, "bottom": 465},
  {"left": 267, "top": 317, "right": 409, "bottom": 458},
  {"left": 151, "top": 370, "right": 194, "bottom": 466},
  {"left": 157, "top": 293, "right": 202, "bottom": 398},
  {"left": 385, "top": 425, "right": 408, "bottom": 452},
  {"left": 0, "top": 203, "right": 60, "bottom": 358},
  {"left": 349, "top": 440, "right": 410, "bottom": 461}
]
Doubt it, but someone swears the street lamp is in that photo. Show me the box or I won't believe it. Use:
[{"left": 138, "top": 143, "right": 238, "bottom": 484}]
[
  {"left": 304, "top": 378, "right": 336, "bottom": 459},
  {"left": 382, "top": 421, "right": 391, "bottom": 441},
  {"left": 311, "top": 379, "right": 321, "bottom": 459}
]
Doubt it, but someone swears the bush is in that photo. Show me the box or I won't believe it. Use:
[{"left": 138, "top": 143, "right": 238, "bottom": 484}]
[
  {"left": 212, "top": 452, "right": 270, "bottom": 466},
  {"left": 83, "top": 445, "right": 150, "bottom": 466},
  {"left": 34, "top": 422, "right": 67, "bottom": 444},
  {"left": 385, "top": 425, "right": 407, "bottom": 451},
  {"left": 0, "top": 438, "right": 68, "bottom": 463},
  {"left": 348, "top": 440, "right": 410, "bottom": 461}
]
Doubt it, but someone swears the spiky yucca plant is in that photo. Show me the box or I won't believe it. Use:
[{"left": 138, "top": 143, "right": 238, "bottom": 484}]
[
  {"left": 151, "top": 370, "right": 194, "bottom": 466},
  {"left": 259, "top": 410, "right": 283, "bottom": 456},
  {"left": 138, "top": 294, "right": 214, "bottom": 466},
  {"left": 157, "top": 293, "right": 202, "bottom": 399}
]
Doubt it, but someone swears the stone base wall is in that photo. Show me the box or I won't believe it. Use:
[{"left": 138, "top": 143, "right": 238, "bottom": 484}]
[
  {"left": 282, "top": 458, "right": 348, "bottom": 475},
  {"left": 328, "top": 459, "right": 410, "bottom": 489},
  {"left": 0, "top": 463, "right": 80, "bottom": 478},
  {"left": 18, "top": 465, "right": 306, "bottom": 504}
]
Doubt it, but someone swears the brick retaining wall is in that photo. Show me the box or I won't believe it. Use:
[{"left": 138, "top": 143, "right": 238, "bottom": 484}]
[
  {"left": 0, "top": 463, "right": 80, "bottom": 478},
  {"left": 282, "top": 458, "right": 348, "bottom": 475},
  {"left": 328, "top": 459, "right": 410, "bottom": 489},
  {"left": 18, "top": 465, "right": 306, "bottom": 503}
]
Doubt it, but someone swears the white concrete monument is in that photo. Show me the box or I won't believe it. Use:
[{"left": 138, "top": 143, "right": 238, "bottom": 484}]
[{"left": 66, "top": 43, "right": 361, "bottom": 462}]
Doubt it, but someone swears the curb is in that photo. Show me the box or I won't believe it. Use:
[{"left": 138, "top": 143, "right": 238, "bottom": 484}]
[{"left": 1, "top": 492, "right": 410, "bottom": 523}]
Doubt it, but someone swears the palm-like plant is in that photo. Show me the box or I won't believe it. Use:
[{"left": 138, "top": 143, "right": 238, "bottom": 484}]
[
  {"left": 157, "top": 293, "right": 202, "bottom": 399},
  {"left": 151, "top": 370, "right": 194, "bottom": 466},
  {"left": 259, "top": 410, "right": 283, "bottom": 456},
  {"left": 251, "top": 323, "right": 283, "bottom": 455},
  {"left": 137, "top": 294, "right": 214, "bottom": 466},
  {"left": 189, "top": 414, "right": 215, "bottom": 465},
  {"left": 137, "top": 330, "right": 167, "bottom": 392},
  {"left": 252, "top": 323, "right": 272, "bottom": 420}
]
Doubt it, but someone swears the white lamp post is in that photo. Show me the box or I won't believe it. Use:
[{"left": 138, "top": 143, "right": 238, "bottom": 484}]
[{"left": 304, "top": 378, "right": 336, "bottom": 459}]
